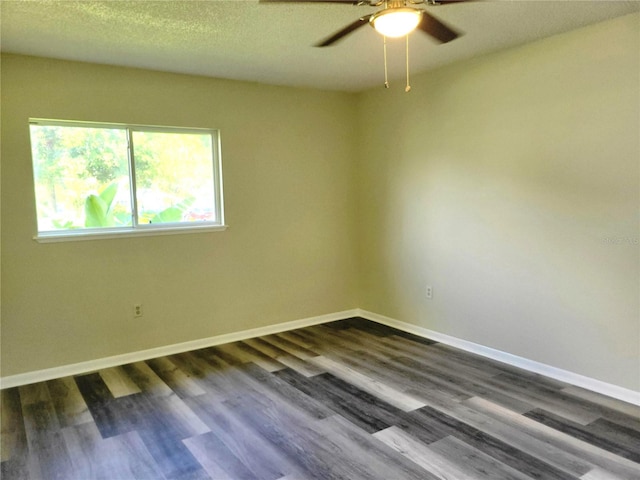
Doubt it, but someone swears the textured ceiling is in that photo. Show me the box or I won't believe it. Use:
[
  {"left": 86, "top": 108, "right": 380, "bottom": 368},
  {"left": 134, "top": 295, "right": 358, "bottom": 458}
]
[{"left": 1, "top": 0, "right": 639, "bottom": 91}]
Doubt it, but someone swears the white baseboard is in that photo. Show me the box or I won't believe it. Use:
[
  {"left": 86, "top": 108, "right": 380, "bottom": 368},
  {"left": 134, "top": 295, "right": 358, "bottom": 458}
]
[
  {"left": 3, "top": 307, "right": 638, "bottom": 407},
  {"left": 0, "top": 309, "right": 359, "bottom": 389},
  {"left": 357, "top": 309, "right": 640, "bottom": 407}
]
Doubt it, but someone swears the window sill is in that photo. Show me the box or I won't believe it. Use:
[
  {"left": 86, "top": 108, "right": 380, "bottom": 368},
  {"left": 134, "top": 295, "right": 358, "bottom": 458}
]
[{"left": 34, "top": 224, "right": 228, "bottom": 243}]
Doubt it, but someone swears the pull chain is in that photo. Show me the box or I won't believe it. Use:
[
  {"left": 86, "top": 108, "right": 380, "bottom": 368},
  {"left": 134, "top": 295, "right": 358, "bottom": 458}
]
[
  {"left": 405, "top": 34, "right": 411, "bottom": 92},
  {"left": 383, "top": 35, "right": 389, "bottom": 88}
]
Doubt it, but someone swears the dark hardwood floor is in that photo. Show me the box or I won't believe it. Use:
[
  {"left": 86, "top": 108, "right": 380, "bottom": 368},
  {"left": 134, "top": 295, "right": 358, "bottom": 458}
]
[{"left": 2, "top": 317, "right": 639, "bottom": 479}]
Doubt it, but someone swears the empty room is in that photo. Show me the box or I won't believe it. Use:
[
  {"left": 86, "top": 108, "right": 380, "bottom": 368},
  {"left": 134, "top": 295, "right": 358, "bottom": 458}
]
[{"left": 1, "top": 1, "right": 639, "bottom": 479}]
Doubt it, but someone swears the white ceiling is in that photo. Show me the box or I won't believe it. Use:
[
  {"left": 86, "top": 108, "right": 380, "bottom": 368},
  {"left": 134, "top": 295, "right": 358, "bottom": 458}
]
[{"left": 1, "top": 0, "right": 639, "bottom": 92}]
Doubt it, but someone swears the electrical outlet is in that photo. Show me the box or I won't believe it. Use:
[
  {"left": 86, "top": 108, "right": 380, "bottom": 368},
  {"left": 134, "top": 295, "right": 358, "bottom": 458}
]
[
  {"left": 425, "top": 285, "right": 433, "bottom": 299},
  {"left": 134, "top": 304, "right": 143, "bottom": 317}
]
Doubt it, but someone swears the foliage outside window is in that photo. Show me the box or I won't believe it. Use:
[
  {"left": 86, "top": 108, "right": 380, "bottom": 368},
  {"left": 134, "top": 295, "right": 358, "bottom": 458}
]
[{"left": 29, "top": 120, "right": 224, "bottom": 240}]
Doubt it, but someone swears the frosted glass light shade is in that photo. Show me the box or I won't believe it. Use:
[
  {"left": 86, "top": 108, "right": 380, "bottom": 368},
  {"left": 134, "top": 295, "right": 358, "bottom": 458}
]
[{"left": 371, "top": 8, "right": 422, "bottom": 38}]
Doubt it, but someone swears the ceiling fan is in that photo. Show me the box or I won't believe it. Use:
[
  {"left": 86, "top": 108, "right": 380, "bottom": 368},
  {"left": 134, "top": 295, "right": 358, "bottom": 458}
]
[{"left": 259, "top": 0, "right": 469, "bottom": 47}]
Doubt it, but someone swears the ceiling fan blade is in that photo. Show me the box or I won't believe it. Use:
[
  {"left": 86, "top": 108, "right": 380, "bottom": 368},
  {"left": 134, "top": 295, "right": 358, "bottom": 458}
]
[
  {"left": 259, "top": 0, "right": 360, "bottom": 4},
  {"left": 425, "top": 0, "right": 477, "bottom": 4},
  {"left": 315, "top": 15, "right": 372, "bottom": 47},
  {"left": 418, "top": 11, "right": 460, "bottom": 43}
]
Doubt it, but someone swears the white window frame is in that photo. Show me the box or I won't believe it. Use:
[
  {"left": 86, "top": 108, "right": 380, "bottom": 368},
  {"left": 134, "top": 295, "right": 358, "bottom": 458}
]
[{"left": 30, "top": 119, "right": 226, "bottom": 243}]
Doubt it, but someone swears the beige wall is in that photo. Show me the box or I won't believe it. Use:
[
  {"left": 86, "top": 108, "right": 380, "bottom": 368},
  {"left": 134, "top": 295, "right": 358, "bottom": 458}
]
[
  {"left": 1, "top": 54, "right": 359, "bottom": 376},
  {"left": 356, "top": 13, "right": 640, "bottom": 390},
  {"left": 2, "top": 13, "right": 638, "bottom": 392}
]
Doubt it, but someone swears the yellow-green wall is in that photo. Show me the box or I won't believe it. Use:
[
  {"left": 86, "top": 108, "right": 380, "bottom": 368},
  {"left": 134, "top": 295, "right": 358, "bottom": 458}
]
[
  {"left": 2, "top": 13, "right": 638, "bottom": 391},
  {"left": 356, "top": 12, "right": 639, "bottom": 390},
  {"left": 1, "top": 54, "right": 359, "bottom": 376}
]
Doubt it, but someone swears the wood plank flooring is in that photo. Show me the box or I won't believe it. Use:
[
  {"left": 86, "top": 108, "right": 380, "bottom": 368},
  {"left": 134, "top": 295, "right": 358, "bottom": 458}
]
[{"left": 2, "top": 317, "right": 639, "bottom": 480}]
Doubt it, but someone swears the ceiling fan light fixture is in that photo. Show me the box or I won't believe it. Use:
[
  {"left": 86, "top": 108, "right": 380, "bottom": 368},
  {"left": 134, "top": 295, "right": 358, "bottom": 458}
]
[{"left": 370, "top": 8, "right": 423, "bottom": 38}]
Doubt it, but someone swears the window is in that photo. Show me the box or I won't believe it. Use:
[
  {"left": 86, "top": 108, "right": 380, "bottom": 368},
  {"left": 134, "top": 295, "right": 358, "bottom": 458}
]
[{"left": 29, "top": 120, "right": 224, "bottom": 241}]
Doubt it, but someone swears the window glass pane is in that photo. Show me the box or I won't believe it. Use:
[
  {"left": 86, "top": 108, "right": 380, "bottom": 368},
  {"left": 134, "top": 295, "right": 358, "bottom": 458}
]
[
  {"left": 30, "top": 124, "right": 132, "bottom": 232},
  {"left": 132, "top": 130, "right": 216, "bottom": 225}
]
